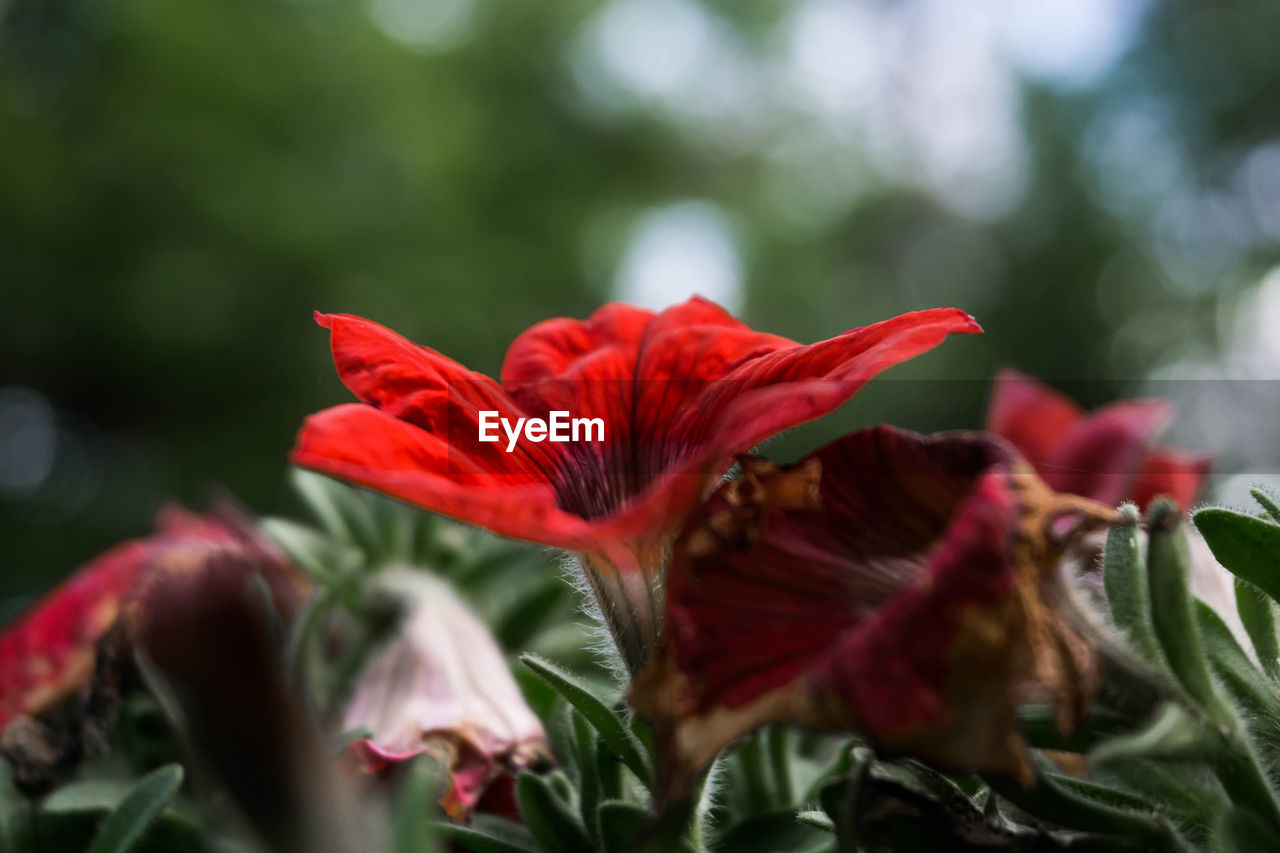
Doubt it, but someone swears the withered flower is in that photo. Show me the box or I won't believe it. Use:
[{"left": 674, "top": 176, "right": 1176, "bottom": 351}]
[
  {"left": 340, "top": 567, "right": 550, "bottom": 821},
  {"left": 630, "top": 426, "right": 1117, "bottom": 802}
]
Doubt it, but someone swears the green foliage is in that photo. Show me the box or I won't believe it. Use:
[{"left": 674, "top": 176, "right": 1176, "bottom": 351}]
[
  {"left": 0, "top": 761, "right": 35, "bottom": 853},
  {"left": 22, "top": 475, "right": 1280, "bottom": 852},
  {"left": 519, "top": 654, "right": 653, "bottom": 792},
  {"left": 1103, "top": 503, "right": 1164, "bottom": 665},
  {"left": 85, "top": 765, "right": 184, "bottom": 853},
  {"left": 1195, "top": 507, "right": 1280, "bottom": 604},
  {"left": 392, "top": 759, "right": 441, "bottom": 853},
  {"left": 1146, "top": 499, "right": 1232, "bottom": 725}
]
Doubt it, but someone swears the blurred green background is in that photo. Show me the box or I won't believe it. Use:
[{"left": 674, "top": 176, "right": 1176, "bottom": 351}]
[{"left": 4, "top": 0, "right": 1280, "bottom": 599}]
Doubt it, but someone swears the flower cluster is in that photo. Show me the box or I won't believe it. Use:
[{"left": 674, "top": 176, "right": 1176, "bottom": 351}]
[
  {"left": 289, "top": 296, "right": 1205, "bottom": 802},
  {"left": 0, "top": 296, "right": 1222, "bottom": 851}
]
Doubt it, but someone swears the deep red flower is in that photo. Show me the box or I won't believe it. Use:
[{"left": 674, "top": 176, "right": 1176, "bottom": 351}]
[
  {"left": 0, "top": 504, "right": 303, "bottom": 732},
  {"left": 629, "top": 427, "right": 1116, "bottom": 801},
  {"left": 291, "top": 297, "right": 980, "bottom": 667},
  {"left": 987, "top": 369, "right": 1210, "bottom": 510}
]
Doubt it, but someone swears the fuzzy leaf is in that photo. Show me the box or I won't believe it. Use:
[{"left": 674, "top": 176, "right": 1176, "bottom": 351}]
[
  {"left": 1250, "top": 488, "right": 1280, "bottom": 525},
  {"left": 1196, "top": 601, "right": 1280, "bottom": 741},
  {"left": 392, "top": 758, "right": 440, "bottom": 853},
  {"left": 818, "top": 747, "right": 872, "bottom": 853},
  {"left": 1148, "top": 499, "right": 1231, "bottom": 724},
  {"left": 597, "top": 800, "right": 648, "bottom": 853},
  {"left": 432, "top": 818, "right": 538, "bottom": 853},
  {"left": 1103, "top": 504, "right": 1164, "bottom": 664},
  {"left": 516, "top": 772, "right": 590, "bottom": 853},
  {"left": 1090, "top": 704, "right": 1220, "bottom": 765},
  {"left": 1105, "top": 760, "right": 1225, "bottom": 847},
  {"left": 984, "top": 769, "right": 1170, "bottom": 847},
  {"left": 571, "top": 711, "right": 601, "bottom": 845},
  {"left": 261, "top": 517, "right": 359, "bottom": 584},
  {"left": 85, "top": 764, "right": 183, "bottom": 853},
  {"left": 41, "top": 778, "right": 196, "bottom": 828},
  {"left": 1194, "top": 508, "right": 1280, "bottom": 604},
  {"left": 1215, "top": 806, "right": 1278, "bottom": 852},
  {"left": 712, "top": 808, "right": 830, "bottom": 853},
  {"left": 795, "top": 810, "right": 834, "bottom": 833},
  {"left": 764, "top": 727, "right": 794, "bottom": 806},
  {"left": 1236, "top": 580, "right": 1280, "bottom": 680},
  {"left": 520, "top": 654, "right": 653, "bottom": 790}
]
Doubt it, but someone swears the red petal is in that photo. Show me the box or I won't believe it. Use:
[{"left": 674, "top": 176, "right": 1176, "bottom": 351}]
[
  {"left": 660, "top": 428, "right": 1016, "bottom": 714},
  {"left": 633, "top": 427, "right": 1111, "bottom": 798},
  {"left": 986, "top": 369, "right": 1081, "bottom": 467},
  {"left": 298, "top": 301, "right": 980, "bottom": 573},
  {"left": 0, "top": 541, "right": 150, "bottom": 729},
  {"left": 292, "top": 404, "right": 607, "bottom": 554},
  {"left": 1044, "top": 399, "right": 1172, "bottom": 505},
  {"left": 987, "top": 371, "right": 1197, "bottom": 508},
  {"left": 0, "top": 503, "right": 299, "bottom": 731},
  {"left": 825, "top": 470, "right": 1019, "bottom": 735},
  {"left": 1127, "top": 447, "right": 1211, "bottom": 510}
]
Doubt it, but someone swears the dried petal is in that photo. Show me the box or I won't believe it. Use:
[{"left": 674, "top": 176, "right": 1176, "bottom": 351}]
[
  {"left": 340, "top": 568, "right": 549, "bottom": 821},
  {"left": 631, "top": 427, "right": 1116, "bottom": 802}
]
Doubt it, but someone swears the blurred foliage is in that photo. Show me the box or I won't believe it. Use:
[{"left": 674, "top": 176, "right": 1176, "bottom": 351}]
[{"left": 4, "top": 0, "right": 1280, "bottom": 596}]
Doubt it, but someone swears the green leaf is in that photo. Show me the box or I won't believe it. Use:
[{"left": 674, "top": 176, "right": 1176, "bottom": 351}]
[
  {"left": 1103, "top": 504, "right": 1165, "bottom": 665},
  {"left": 261, "top": 517, "right": 365, "bottom": 584},
  {"left": 870, "top": 761, "right": 977, "bottom": 819},
  {"left": 571, "top": 711, "right": 601, "bottom": 844},
  {"left": 291, "top": 469, "right": 382, "bottom": 558},
  {"left": 0, "top": 761, "right": 34, "bottom": 853},
  {"left": 519, "top": 654, "right": 653, "bottom": 790},
  {"left": 712, "top": 808, "right": 829, "bottom": 853},
  {"left": 1236, "top": 580, "right": 1280, "bottom": 680},
  {"left": 801, "top": 741, "right": 856, "bottom": 803},
  {"left": 818, "top": 746, "right": 872, "bottom": 853},
  {"left": 1196, "top": 601, "right": 1280, "bottom": 743},
  {"left": 735, "top": 732, "right": 774, "bottom": 813},
  {"left": 1215, "top": 806, "right": 1278, "bottom": 852},
  {"left": 1250, "top": 488, "right": 1280, "bottom": 525},
  {"left": 392, "top": 758, "right": 440, "bottom": 853},
  {"left": 595, "top": 736, "right": 624, "bottom": 803},
  {"left": 597, "top": 800, "right": 649, "bottom": 853},
  {"left": 1105, "top": 759, "right": 1226, "bottom": 846},
  {"left": 42, "top": 778, "right": 195, "bottom": 827},
  {"left": 1148, "top": 499, "right": 1232, "bottom": 724},
  {"left": 795, "top": 810, "right": 834, "bottom": 833},
  {"left": 432, "top": 817, "right": 538, "bottom": 853},
  {"left": 1090, "top": 703, "right": 1220, "bottom": 765},
  {"left": 516, "top": 772, "right": 590, "bottom": 853},
  {"left": 984, "top": 769, "right": 1171, "bottom": 847},
  {"left": 1194, "top": 507, "right": 1280, "bottom": 604},
  {"left": 765, "top": 726, "right": 794, "bottom": 806},
  {"left": 376, "top": 498, "right": 419, "bottom": 565},
  {"left": 86, "top": 764, "right": 183, "bottom": 853},
  {"left": 1017, "top": 704, "right": 1131, "bottom": 753},
  {"left": 1043, "top": 772, "right": 1156, "bottom": 813}
]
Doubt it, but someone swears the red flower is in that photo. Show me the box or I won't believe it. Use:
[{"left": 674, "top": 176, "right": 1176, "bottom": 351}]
[
  {"left": 291, "top": 297, "right": 980, "bottom": 668},
  {"left": 986, "top": 369, "right": 1210, "bottom": 510},
  {"left": 629, "top": 427, "right": 1116, "bottom": 801},
  {"left": 0, "top": 505, "right": 303, "bottom": 733},
  {"left": 339, "top": 568, "right": 549, "bottom": 821}
]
